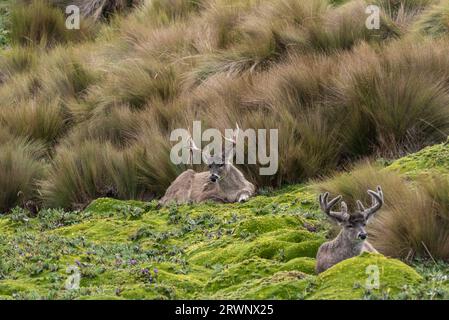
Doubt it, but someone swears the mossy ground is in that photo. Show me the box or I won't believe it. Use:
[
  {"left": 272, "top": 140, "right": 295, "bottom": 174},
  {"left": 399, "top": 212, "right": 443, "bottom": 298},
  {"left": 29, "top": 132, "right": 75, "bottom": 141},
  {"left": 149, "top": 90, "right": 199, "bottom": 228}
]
[
  {"left": 387, "top": 141, "right": 449, "bottom": 178},
  {"left": 0, "top": 183, "right": 443, "bottom": 300}
]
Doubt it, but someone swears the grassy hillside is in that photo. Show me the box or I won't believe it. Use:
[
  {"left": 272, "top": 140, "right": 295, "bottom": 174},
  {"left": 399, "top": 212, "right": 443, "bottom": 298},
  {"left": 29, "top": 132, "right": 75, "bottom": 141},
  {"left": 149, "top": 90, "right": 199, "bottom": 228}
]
[
  {"left": 1, "top": 0, "right": 449, "bottom": 211},
  {"left": 1, "top": 0, "right": 449, "bottom": 300},
  {"left": 0, "top": 145, "right": 448, "bottom": 300}
]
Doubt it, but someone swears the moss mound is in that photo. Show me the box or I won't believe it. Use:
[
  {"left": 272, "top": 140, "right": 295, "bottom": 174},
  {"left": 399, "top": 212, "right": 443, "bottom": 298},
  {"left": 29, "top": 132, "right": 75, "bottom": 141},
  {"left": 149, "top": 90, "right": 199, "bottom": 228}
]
[
  {"left": 309, "top": 253, "right": 423, "bottom": 300},
  {"left": 387, "top": 142, "right": 449, "bottom": 177}
]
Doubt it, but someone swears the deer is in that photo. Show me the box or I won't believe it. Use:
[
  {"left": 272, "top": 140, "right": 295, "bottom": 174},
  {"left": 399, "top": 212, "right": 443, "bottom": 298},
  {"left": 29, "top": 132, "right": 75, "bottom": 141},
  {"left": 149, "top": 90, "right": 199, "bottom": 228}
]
[
  {"left": 158, "top": 125, "right": 255, "bottom": 206},
  {"left": 315, "top": 186, "right": 384, "bottom": 274}
]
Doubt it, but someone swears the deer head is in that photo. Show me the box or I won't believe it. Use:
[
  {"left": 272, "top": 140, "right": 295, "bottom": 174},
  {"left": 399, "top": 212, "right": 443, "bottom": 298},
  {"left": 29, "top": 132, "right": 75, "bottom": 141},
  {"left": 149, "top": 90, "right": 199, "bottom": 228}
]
[
  {"left": 186, "top": 124, "right": 240, "bottom": 183},
  {"left": 205, "top": 123, "right": 240, "bottom": 183},
  {"left": 319, "top": 186, "right": 384, "bottom": 241}
]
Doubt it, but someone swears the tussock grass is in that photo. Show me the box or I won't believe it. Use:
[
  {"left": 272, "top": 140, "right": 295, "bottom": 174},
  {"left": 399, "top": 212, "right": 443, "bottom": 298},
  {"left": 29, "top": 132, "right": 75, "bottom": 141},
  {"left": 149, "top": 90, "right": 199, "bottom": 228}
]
[
  {"left": 337, "top": 40, "right": 449, "bottom": 157},
  {"left": 0, "top": 46, "right": 37, "bottom": 83},
  {"left": 412, "top": 0, "right": 449, "bottom": 38},
  {"left": 0, "top": 137, "right": 46, "bottom": 212},
  {"left": 39, "top": 47, "right": 98, "bottom": 100},
  {"left": 0, "top": 99, "right": 66, "bottom": 145},
  {"left": 40, "top": 141, "right": 139, "bottom": 209},
  {"left": 132, "top": 126, "right": 184, "bottom": 195},
  {"left": 9, "top": 0, "right": 96, "bottom": 48},
  {"left": 308, "top": 0, "right": 400, "bottom": 52},
  {"left": 90, "top": 57, "right": 179, "bottom": 110}
]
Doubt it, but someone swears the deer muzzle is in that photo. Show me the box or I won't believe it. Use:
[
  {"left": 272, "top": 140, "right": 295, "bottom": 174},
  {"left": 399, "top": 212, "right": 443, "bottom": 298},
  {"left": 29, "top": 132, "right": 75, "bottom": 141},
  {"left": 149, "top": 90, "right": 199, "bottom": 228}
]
[{"left": 210, "top": 174, "right": 220, "bottom": 183}]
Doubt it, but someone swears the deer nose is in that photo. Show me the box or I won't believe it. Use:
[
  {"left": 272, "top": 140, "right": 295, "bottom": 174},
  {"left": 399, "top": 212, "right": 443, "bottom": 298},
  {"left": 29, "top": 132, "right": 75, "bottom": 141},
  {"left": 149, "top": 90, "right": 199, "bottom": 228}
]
[
  {"left": 358, "top": 233, "right": 367, "bottom": 240},
  {"left": 210, "top": 174, "right": 219, "bottom": 182}
]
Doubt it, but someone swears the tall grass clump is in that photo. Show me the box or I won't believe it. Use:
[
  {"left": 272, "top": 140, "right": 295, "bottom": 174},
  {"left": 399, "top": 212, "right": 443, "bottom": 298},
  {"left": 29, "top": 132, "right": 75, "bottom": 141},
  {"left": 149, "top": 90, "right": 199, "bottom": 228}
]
[
  {"left": 0, "top": 47, "right": 37, "bottom": 84},
  {"left": 0, "top": 137, "right": 46, "bottom": 213},
  {"left": 90, "top": 57, "right": 179, "bottom": 111},
  {"left": 375, "top": 0, "right": 435, "bottom": 13},
  {"left": 65, "top": 105, "right": 143, "bottom": 148},
  {"left": 40, "top": 141, "right": 140, "bottom": 209},
  {"left": 307, "top": 0, "right": 400, "bottom": 52},
  {"left": 335, "top": 41, "right": 449, "bottom": 157},
  {"left": 76, "top": 0, "right": 140, "bottom": 21},
  {"left": 188, "top": 0, "right": 328, "bottom": 83},
  {"left": 317, "top": 163, "right": 449, "bottom": 261},
  {"left": 132, "top": 126, "right": 185, "bottom": 195},
  {"left": 138, "top": 0, "right": 202, "bottom": 25},
  {"left": 9, "top": 0, "right": 95, "bottom": 47},
  {"left": 0, "top": 73, "right": 41, "bottom": 105},
  {"left": 251, "top": 54, "right": 343, "bottom": 182},
  {"left": 412, "top": 1, "right": 449, "bottom": 38},
  {"left": 0, "top": 99, "right": 66, "bottom": 145},
  {"left": 40, "top": 48, "right": 97, "bottom": 99}
]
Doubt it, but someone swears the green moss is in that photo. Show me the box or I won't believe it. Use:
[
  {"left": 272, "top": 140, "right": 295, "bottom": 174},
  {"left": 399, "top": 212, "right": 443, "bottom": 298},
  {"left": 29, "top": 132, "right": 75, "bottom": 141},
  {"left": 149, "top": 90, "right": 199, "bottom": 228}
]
[
  {"left": 280, "top": 257, "right": 316, "bottom": 275},
  {"left": 84, "top": 198, "right": 154, "bottom": 215},
  {"left": 387, "top": 142, "right": 449, "bottom": 178},
  {"left": 211, "top": 271, "right": 311, "bottom": 300},
  {"left": 235, "top": 216, "right": 301, "bottom": 236},
  {"left": 206, "top": 258, "right": 281, "bottom": 292},
  {"left": 0, "top": 183, "right": 440, "bottom": 300},
  {"left": 0, "top": 279, "right": 41, "bottom": 296},
  {"left": 309, "top": 253, "right": 423, "bottom": 300}
]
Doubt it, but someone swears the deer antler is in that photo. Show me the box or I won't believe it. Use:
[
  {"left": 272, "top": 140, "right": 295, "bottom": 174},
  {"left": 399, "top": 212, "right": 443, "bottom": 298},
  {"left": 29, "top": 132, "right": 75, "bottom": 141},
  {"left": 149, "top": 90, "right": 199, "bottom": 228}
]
[
  {"left": 361, "top": 186, "right": 384, "bottom": 220},
  {"left": 319, "top": 192, "right": 350, "bottom": 223},
  {"left": 186, "top": 128, "right": 201, "bottom": 165},
  {"left": 186, "top": 128, "right": 211, "bottom": 165},
  {"left": 222, "top": 123, "right": 240, "bottom": 145},
  {"left": 222, "top": 123, "right": 240, "bottom": 162}
]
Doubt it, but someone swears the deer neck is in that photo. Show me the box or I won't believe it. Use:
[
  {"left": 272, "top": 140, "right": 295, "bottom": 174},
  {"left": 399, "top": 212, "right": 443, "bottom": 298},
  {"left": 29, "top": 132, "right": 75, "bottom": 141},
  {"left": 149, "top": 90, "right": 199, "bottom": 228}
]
[
  {"left": 218, "top": 164, "right": 244, "bottom": 190},
  {"left": 335, "top": 229, "right": 365, "bottom": 255}
]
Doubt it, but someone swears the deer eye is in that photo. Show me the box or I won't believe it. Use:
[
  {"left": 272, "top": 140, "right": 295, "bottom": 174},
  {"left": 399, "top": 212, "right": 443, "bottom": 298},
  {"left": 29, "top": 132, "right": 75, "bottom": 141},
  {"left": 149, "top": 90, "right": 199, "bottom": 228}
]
[
  {"left": 347, "top": 224, "right": 354, "bottom": 228},
  {"left": 219, "top": 163, "right": 224, "bottom": 167}
]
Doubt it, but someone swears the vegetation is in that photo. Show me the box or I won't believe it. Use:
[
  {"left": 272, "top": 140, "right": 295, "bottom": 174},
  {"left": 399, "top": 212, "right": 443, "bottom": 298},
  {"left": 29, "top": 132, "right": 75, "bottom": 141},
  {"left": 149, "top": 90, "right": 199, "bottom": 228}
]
[
  {"left": 1, "top": 0, "right": 449, "bottom": 300},
  {"left": 0, "top": 140, "right": 447, "bottom": 299},
  {"left": 0, "top": 184, "right": 443, "bottom": 300},
  {"left": 0, "top": 0, "right": 449, "bottom": 210}
]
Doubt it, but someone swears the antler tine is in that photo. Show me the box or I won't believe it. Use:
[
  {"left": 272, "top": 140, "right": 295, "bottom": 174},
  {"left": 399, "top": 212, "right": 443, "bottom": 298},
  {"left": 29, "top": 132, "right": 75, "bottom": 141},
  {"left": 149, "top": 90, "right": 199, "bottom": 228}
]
[
  {"left": 187, "top": 128, "right": 201, "bottom": 151},
  {"left": 356, "top": 200, "right": 366, "bottom": 212},
  {"left": 186, "top": 128, "right": 201, "bottom": 165},
  {"left": 222, "top": 123, "right": 240, "bottom": 145},
  {"left": 363, "top": 185, "right": 384, "bottom": 219},
  {"left": 319, "top": 192, "right": 349, "bottom": 222},
  {"left": 234, "top": 122, "right": 240, "bottom": 139}
]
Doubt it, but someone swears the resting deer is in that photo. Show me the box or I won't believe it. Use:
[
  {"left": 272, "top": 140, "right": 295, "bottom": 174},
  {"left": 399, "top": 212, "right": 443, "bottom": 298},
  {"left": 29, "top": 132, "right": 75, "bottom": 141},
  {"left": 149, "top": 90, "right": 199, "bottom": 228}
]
[
  {"left": 159, "top": 126, "right": 255, "bottom": 206},
  {"left": 315, "top": 186, "right": 384, "bottom": 274}
]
